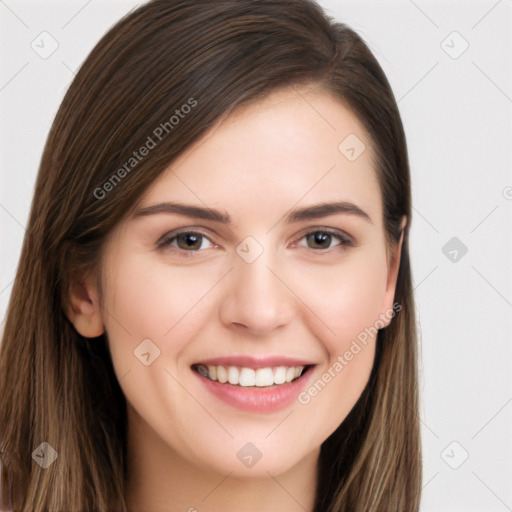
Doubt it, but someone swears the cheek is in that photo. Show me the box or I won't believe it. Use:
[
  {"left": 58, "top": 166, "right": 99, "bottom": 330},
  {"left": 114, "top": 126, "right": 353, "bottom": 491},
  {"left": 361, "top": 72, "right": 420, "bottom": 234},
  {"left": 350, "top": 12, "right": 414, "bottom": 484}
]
[
  {"left": 288, "top": 249, "right": 387, "bottom": 427},
  {"left": 289, "top": 247, "right": 388, "bottom": 347},
  {"left": 99, "top": 253, "right": 226, "bottom": 443},
  {"left": 101, "top": 252, "right": 226, "bottom": 370}
]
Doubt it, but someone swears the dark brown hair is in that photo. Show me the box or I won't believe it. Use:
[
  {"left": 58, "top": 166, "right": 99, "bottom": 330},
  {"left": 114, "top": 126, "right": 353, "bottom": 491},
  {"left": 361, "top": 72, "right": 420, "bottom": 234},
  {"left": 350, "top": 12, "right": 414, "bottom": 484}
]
[{"left": 0, "top": 0, "right": 421, "bottom": 510}]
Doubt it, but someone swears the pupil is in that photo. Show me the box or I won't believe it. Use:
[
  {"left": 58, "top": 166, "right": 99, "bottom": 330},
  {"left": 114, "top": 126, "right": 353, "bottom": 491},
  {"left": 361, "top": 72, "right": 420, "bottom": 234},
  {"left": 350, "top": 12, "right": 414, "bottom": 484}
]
[
  {"left": 178, "top": 233, "right": 200, "bottom": 250},
  {"left": 309, "top": 232, "right": 331, "bottom": 249}
]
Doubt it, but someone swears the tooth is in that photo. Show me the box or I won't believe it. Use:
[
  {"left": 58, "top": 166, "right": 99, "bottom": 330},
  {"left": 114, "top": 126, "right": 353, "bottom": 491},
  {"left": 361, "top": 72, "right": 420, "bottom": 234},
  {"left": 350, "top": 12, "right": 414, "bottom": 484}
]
[
  {"left": 197, "top": 365, "right": 209, "bottom": 378},
  {"left": 255, "top": 367, "right": 274, "bottom": 387},
  {"left": 285, "top": 367, "right": 295, "bottom": 383},
  {"left": 203, "top": 364, "right": 306, "bottom": 386},
  {"left": 208, "top": 365, "right": 217, "bottom": 381},
  {"left": 217, "top": 366, "right": 228, "bottom": 383},
  {"left": 228, "top": 366, "right": 239, "bottom": 385},
  {"left": 273, "top": 366, "right": 286, "bottom": 385},
  {"left": 239, "top": 368, "right": 256, "bottom": 387}
]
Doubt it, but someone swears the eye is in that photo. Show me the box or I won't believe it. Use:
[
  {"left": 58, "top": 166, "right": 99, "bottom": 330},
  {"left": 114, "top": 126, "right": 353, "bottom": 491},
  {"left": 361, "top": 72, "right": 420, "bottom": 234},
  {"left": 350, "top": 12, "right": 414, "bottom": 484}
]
[
  {"left": 158, "top": 230, "right": 214, "bottom": 252},
  {"left": 297, "top": 229, "right": 354, "bottom": 250}
]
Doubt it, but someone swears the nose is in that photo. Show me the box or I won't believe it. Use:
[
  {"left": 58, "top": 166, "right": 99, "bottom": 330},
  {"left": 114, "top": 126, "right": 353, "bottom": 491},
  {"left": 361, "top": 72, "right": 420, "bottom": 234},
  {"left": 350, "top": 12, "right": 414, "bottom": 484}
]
[{"left": 218, "top": 249, "right": 296, "bottom": 336}]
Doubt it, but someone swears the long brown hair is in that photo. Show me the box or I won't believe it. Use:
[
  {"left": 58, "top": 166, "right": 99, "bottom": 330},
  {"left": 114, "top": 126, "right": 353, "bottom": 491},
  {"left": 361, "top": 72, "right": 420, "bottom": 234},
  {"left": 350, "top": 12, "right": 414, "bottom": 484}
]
[{"left": 0, "top": 0, "right": 421, "bottom": 510}]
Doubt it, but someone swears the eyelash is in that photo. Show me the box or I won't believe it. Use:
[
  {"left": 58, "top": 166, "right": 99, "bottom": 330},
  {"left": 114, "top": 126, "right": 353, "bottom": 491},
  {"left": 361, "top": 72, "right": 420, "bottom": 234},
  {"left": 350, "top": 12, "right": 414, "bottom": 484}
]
[{"left": 157, "top": 228, "right": 355, "bottom": 258}]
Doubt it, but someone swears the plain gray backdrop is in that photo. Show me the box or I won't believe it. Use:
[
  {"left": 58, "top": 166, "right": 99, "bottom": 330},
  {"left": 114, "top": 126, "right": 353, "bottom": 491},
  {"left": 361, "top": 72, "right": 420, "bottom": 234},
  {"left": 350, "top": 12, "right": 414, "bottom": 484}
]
[{"left": 1, "top": 1, "right": 511, "bottom": 510}]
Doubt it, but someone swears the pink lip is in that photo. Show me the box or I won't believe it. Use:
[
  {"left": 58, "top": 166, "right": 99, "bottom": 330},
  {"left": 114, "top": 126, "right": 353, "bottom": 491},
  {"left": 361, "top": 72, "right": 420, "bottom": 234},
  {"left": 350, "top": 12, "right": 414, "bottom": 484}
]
[
  {"left": 193, "top": 364, "right": 315, "bottom": 413},
  {"left": 193, "top": 355, "right": 314, "bottom": 368}
]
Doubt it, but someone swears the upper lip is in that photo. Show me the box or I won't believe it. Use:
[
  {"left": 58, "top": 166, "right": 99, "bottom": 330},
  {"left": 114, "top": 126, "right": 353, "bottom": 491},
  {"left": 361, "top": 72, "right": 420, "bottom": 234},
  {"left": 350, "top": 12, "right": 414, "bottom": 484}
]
[{"left": 193, "top": 355, "right": 316, "bottom": 368}]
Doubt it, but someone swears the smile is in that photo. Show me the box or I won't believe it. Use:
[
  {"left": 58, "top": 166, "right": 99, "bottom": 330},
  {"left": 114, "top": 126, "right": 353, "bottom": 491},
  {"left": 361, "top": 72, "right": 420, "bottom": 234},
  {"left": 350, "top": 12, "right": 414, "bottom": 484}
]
[
  {"left": 194, "top": 364, "right": 306, "bottom": 387},
  {"left": 191, "top": 357, "right": 315, "bottom": 413}
]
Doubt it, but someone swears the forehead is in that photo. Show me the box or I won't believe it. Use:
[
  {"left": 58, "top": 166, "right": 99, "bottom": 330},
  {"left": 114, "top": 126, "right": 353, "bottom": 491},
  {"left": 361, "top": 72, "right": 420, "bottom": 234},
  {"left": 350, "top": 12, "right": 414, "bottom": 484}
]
[{"left": 139, "top": 87, "right": 382, "bottom": 228}]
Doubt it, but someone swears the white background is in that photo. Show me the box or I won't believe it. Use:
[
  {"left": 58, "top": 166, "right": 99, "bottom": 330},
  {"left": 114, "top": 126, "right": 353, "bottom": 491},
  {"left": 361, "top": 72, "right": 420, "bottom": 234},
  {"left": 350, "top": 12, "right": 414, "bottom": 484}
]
[{"left": 1, "top": 1, "right": 511, "bottom": 510}]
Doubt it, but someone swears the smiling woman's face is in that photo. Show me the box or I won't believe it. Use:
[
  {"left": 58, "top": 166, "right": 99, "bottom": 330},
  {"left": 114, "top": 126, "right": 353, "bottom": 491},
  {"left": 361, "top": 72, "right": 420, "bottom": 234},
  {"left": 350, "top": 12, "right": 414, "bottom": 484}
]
[{"left": 88, "top": 86, "right": 402, "bottom": 481}]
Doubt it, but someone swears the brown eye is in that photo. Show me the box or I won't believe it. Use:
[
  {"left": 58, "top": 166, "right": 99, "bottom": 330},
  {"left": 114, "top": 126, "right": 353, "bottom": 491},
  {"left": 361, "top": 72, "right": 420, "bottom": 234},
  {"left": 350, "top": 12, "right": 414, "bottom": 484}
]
[
  {"left": 161, "top": 231, "right": 213, "bottom": 251},
  {"left": 298, "top": 230, "right": 353, "bottom": 250},
  {"left": 306, "top": 232, "right": 334, "bottom": 249},
  {"left": 176, "top": 232, "right": 203, "bottom": 250}
]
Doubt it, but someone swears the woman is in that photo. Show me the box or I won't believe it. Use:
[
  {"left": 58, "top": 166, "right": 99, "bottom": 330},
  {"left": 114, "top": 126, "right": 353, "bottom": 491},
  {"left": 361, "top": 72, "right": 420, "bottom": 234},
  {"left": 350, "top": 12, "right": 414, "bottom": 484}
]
[{"left": 0, "top": 0, "right": 422, "bottom": 510}]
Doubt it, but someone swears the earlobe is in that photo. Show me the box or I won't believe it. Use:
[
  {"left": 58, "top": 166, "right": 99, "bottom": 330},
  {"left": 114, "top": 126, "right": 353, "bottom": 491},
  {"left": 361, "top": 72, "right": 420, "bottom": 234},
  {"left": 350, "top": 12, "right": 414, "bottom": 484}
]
[{"left": 65, "top": 273, "right": 105, "bottom": 338}]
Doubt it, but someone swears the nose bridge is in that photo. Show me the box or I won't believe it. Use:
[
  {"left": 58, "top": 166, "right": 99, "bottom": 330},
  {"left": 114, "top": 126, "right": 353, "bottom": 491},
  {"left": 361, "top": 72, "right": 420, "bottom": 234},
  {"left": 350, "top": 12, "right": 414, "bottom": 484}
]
[{"left": 219, "top": 242, "right": 295, "bottom": 334}]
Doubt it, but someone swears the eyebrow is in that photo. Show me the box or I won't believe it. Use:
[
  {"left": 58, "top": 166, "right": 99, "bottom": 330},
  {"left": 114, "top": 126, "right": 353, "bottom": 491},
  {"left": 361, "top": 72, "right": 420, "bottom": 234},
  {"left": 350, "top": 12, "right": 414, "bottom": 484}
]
[
  {"left": 285, "top": 201, "right": 372, "bottom": 224},
  {"left": 133, "top": 200, "right": 373, "bottom": 224},
  {"left": 134, "top": 202, "right": 230, "bottom": 222}
]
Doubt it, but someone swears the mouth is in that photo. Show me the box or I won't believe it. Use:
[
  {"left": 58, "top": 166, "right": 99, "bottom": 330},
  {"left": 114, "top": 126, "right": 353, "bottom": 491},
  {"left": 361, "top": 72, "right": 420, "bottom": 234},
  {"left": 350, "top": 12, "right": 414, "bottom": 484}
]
[
  {"left": 192, "top": 363, "right": 311, "bottom": 388},
  {"left": 191, "top": 359, "right": 315, "bottom": 412}
]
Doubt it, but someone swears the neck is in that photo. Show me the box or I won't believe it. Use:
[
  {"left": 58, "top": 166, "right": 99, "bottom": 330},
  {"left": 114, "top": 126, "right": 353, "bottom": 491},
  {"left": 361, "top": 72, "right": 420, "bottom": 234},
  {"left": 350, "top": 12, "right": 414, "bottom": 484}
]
[{"left": 124, "top": 404, "right": 318, "bottom": 512}]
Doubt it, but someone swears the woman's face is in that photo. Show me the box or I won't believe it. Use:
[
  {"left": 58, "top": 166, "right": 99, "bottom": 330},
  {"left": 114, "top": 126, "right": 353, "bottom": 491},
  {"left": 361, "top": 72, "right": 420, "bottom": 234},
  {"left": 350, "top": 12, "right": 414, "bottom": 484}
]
[{"left": 93, "top": 86, "right": 402, "bottom": 478}]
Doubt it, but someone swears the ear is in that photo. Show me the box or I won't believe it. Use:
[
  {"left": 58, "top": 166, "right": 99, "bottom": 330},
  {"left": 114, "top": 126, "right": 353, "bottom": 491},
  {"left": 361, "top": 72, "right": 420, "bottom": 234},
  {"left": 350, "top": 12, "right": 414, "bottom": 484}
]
[
  {"left": 379, "top": 216, "right": 407, "bottom": 327},
  {"left": 65, "top": 271, "right": 105, "bottom": 338}
]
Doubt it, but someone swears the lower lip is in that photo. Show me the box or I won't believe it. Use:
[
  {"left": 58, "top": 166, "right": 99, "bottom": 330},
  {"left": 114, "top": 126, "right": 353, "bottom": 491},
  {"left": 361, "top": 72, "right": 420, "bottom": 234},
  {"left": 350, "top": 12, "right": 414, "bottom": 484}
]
[{"left": 194, "top": 368, "right": 314, "bottom": 413}]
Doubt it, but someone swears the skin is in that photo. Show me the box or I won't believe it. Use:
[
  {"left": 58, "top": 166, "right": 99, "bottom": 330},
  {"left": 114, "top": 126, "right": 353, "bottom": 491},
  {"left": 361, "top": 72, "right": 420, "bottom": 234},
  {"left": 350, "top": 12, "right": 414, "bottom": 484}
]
[{"left": 68, "top": 85, "right": 404, "bottom": 512}]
